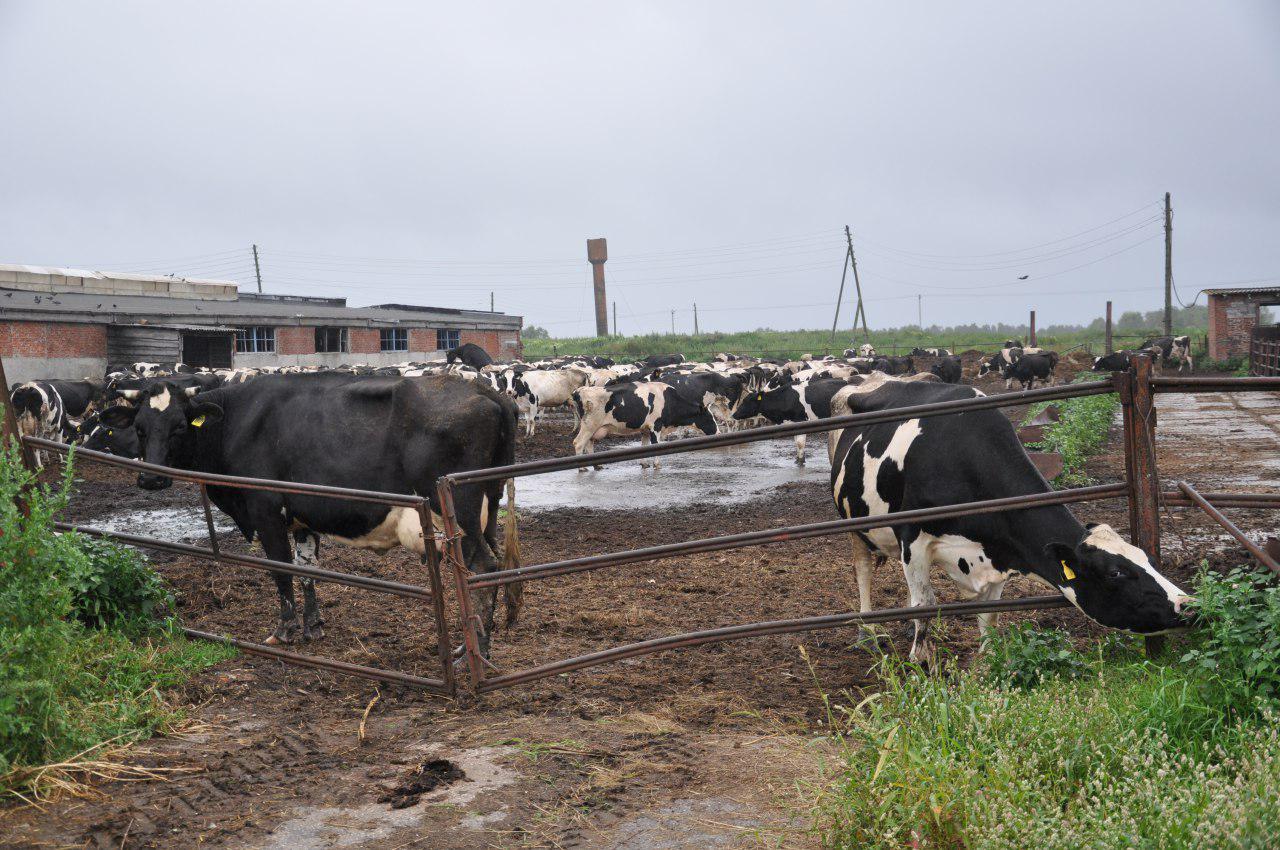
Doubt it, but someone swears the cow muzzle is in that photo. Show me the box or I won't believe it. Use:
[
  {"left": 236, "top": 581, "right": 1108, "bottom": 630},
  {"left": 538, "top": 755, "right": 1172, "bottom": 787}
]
[{"left": 138, "top": 472, "right": 173, "bottom": 490}]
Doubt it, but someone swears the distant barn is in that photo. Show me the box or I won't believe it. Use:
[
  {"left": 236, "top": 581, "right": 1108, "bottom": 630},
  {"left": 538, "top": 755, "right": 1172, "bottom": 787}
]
[{"left": 0, "top": 264, "right": 522, "bottom": 384}]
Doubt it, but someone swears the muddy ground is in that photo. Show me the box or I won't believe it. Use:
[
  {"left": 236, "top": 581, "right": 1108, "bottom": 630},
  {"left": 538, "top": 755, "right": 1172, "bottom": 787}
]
[{"left": 3, "top": 370, "right": 1276, "bottom": 849}]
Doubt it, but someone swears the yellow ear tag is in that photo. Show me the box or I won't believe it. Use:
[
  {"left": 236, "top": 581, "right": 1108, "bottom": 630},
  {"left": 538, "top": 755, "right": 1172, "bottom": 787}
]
[
  {"left": 1061, "top": 559, "right": 1076, "bottom": 581},
  {"left": 191, "top": 415, "right": 206, "bottom": 428}
]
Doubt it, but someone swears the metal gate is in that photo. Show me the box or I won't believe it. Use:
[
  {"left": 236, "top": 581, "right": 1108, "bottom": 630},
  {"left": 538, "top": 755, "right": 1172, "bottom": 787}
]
[{"left": 1251, "top": 326, "right": 1280, "bottom": 376}]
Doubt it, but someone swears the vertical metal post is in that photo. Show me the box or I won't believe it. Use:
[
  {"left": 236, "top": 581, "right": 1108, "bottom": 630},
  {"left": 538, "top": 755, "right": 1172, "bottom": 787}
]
[
  {"left": 416, "top": 499, "right": 455, "bottom": 698},
  {"left": 436, "top": 478, "right": 485, "bottom": 694},
  {"left": 198, "top": 483, "right": 221, "bottom": 560},
  {"left": 1105, "top": 301, "right": 1113, "bottom": 354},
  {"left": 1029, "top": 310, "right": 1037, "bottom": 347},
  {"left": 1122, "top": 352, "right": 1165, "bottom": 657},
  {"left": 0, "top": 353, "right": 38, "bottom": 482}
]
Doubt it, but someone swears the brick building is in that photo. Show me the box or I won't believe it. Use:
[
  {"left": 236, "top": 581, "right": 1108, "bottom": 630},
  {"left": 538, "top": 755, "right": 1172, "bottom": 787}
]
[
  {"left": 1205, "top": 285, "right": 1280, "bottom": 361},
  {"left": 0, "top": 264, "right": 522, "bottom": 384}
]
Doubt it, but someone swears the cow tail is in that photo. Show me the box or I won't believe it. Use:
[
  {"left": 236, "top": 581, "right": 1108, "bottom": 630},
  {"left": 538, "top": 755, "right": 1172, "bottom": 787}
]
[{"left": 500, "top": 477, "right": 523, "bottom": 626}]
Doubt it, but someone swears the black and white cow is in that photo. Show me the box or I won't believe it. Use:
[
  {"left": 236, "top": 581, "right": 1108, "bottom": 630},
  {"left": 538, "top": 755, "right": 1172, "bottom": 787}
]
[
  {"left": 446, "top": 342, "right": 494, "bottom": 370},
  {"left": 100, "top": 374, "right": 521, "bottom": 651},
  {"left": 571, "top": 380, "right": 716, "bottom": 468},
  {"left": 657, "top": 370, "right": 746, "bottom": 432},
  {"left": 871, "top": 356, "right": 914, "bottom": 376},
  {"left": 732, "top": 375, "right": 867, "bottom": 464},
  {"left": 1005, "top": 351, "right": 1059, "bottom": 390},
  {"left": 9, "top": 380, "right": 106, "bottom": 465},
  {"left": 76, "top": 410, "right": 141, "bottom": 458},
  {"left": 503, "top": 368, "right": 588, "bottom": 435},
  {"left": 929, "top": 355, "right": 963, "bottom": 384},
  {"left": 1139, "top": 335, "right": 1194, "bottom": 372},
  {"left": 1092, "top": 350, "right": 1134, "bottom": 372},
  {"left": 911, "top": 347, "right": 952, "bottom": 357},
  {"left": 635, "top": 354, "right": 685, "bottom": 370},
  {"left": 829, "top": 380, "right": 1190, "bottom": 663}
]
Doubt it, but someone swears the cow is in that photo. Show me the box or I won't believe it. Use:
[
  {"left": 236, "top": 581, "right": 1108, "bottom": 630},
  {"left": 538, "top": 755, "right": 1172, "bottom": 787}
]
[
  {"left": 928, "top": 355, "right": 963, "bottom": 384},
  {"left": 1139, "top": 335, "right": 1194, "bottom": 372},
  {"left": 9, "top": 379, "right": 107, "bottom": 465},
  {"left": 733, "top": 375, "right": 865, "bottom": 464},
  {"left": 829, "top": 380, "right": 1190, "bottom": 664},
  {"left": 446, "top": 342, "right": 494, "bottom": 370},
  {"left": 1092, "top": 351, "right": 1133, "bottom": 372},
  {"left": 99, "top": 374, "right": 522, "bottom": 653},
  {"left": 657, "top": 370, "right": 746, "bottom": 432},
  {"left": 871, "top": 356, "right": 914, "bottom": 376},
  {"left": 844, "top": 344, "right": 877, "bottom": 358},
  {"left": 1006, "top": 351, "right": 1059, "bottom": 390},
  {"left": 911, "top": 347, "right": 952, "bottom": 357},
  {"left": 503, "top": 367, "right": 588, "bottom": 435},
  {"left": 571, "top": 380, "right": 717, "bottom": 468},
  {"left": 634, "top": 354, "right": 685, "bottom": 370},
  {"left": 76, "top": 411, "right": 140, "bottom": 458}
]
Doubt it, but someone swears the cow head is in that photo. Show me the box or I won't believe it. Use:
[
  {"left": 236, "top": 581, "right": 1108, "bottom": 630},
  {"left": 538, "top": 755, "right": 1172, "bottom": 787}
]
[
  {"left": 100, "top": 382, "right": 223, "bottom": 489},
  {"left": 77, "top": 411, "right": 141, "bottom": 458},
  {"left": 732, "top": 376, "right": 800, "bottom": 423},
  {"left": 1045, "top": 524, "right": 1191, "bottom": 634}
]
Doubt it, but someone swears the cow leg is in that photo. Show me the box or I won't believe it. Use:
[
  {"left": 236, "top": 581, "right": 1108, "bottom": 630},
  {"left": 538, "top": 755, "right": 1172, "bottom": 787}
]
[
  {"left": 642, "top": 429, "right": 661, "bottom": 469},
  {"left": 254, "top": 512, "right": 300, "bottom": 645},
  {"left": 849, "top": 534, "right": 876, "bottom": 614},
  {"left": 459, "top": 533, "right": 501, "bottom": 658},
  {"left": 292, "top": 529, "right": 325, "bottom": 641},
  {"left": 974, "top": 580, "right": 1006, "bottom": 649},
  {"left": 794, "top": 434, "right": 807, "bottom": 466},
  {"left": 901, "top": 534, "right": 938, "bottom": 669},
  {"left": 527, "top": 401, "right": 539, "bottom": 436}
]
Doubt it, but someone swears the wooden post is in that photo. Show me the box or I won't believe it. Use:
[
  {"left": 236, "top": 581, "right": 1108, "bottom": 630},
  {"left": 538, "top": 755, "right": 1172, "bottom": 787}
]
[
  {"left": 1121, "top": 351, "right": 1164, "bottom": 656},
  {"left": 1029, "top": 310, "right": 1037, "bottom": 347},
  {"left": 1105, "top": 301, "right": 1114, "bottom": 354},
  {"left": 0, "top": 353, "right": 37, "bottom": 474}
]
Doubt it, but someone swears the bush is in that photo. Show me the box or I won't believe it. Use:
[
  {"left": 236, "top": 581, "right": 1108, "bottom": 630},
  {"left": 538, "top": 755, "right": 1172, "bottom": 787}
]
[
  {"left": 1024, "top": 372, "right": 1118, "bottom": 485},
  {"left": 0, "top": 446, "right": 232, "bottom": 794},
  {"left": 813, "top": 566, "right": 1280, "bottom": 848}
]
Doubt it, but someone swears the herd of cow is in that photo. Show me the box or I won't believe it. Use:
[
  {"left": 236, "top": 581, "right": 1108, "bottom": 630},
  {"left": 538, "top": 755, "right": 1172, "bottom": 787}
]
[{"left": 6, "top": 335, "right": 1194, "bottom": 664}]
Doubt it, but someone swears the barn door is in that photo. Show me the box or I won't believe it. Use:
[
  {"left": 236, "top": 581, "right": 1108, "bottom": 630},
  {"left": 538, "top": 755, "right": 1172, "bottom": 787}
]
[{"left": 182, "top": 333, "right": 234, "bottom": 369}]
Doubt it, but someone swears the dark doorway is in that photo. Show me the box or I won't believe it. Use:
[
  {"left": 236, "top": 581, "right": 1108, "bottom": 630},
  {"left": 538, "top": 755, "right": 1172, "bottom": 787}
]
[{"left": 182, "top": 332, "right": 234, "bottom": 369}]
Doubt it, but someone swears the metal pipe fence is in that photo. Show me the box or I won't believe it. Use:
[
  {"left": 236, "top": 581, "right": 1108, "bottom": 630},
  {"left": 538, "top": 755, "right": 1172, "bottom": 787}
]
[{"left": 6, "top": 357, "right": 1279, "bottom": 702}]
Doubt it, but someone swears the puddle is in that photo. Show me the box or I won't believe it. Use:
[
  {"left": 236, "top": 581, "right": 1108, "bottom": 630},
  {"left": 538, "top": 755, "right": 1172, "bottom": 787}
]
[
  {"left": 86, "top": 507, "right": 237, "bottom": 544},
  {"left": 605, "top": 797, "right": 765, "bottom": 849},
  {"left": 515, "top": 437, "right": 830, "bottom": 512}
]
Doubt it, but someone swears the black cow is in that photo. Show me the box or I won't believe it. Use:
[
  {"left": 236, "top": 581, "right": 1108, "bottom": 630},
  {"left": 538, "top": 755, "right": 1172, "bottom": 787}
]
[
  {"left": 446, "top": 342, "right": 494, "bottom": 369},
  {"left": 830, "top": 380, "right": 1190, "bottom": 663},
  {"left": 871, "top": 355, "right": 914, "bottom": 376},
  {"left": 634, "top": 354, "right": 685, "bottom": 370},
  {"left": 733, "top": 375, "right": 863, "bottom": 464},
  {"left": 1139, "top": 335, "right": 1194, "bottom": 372},
  {"left": 657, "top": 370, "right": 746, "bottom": 430},
  {"left": 100, "top": 374, "right": 521, "bottom": 651},
  {"left": 1005, "top": 352, "right": 1058, "bottom": 390},
  {"left": 77, "top": 411, "right": 140, "bottom": 458},
  {"left": 1092, "top": 350, "right": 1133, "bottom": 372},
  {"left": 929, "top": 355, "right": 963, "bottom": 384},
  {"left": 571, "top": 380, "right": 716, "bottom": 468}
]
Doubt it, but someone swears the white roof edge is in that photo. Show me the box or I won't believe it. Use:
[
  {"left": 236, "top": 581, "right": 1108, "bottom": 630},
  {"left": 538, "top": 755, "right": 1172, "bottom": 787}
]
[{"left": 0, "top": 262, "right": 239, "bottom": 288}]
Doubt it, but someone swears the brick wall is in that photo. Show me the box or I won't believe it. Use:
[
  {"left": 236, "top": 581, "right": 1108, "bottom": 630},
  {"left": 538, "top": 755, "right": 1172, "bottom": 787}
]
[
  {"left": 276, "top": 326, "right": 314, "bottom": 356},
  {"left": 409, "top": 329, "right": 438, "bottom": 353},
  {"left": 1208, "top": 295, "right": 1260, "bottom": 361},
  {"left": 0, "top": 320, "right": 107, "bottom": 357},
  {"left": 350, "top": 328, "right": 380, "bottom": 355}
]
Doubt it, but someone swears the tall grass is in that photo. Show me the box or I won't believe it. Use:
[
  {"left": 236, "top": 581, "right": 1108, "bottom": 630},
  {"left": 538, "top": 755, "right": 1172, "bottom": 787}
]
[
  {"left": 812, "top": 566, "right": 1280, "bottom": 849},
  {"left": 0, "top": 447, "right": 233, "bottom": 799},
  {"left": 1023, "top": 372, "right": 1119, "bottom": 485},
  {"left": 523, "top": 325, "right": 1206, "bottom": 362}
]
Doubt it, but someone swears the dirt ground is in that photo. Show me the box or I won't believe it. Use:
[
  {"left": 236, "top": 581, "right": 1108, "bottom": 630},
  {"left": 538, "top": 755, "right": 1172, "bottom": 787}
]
[{"left": 3, "top": 370, "right": 1276, "bottom": 849}]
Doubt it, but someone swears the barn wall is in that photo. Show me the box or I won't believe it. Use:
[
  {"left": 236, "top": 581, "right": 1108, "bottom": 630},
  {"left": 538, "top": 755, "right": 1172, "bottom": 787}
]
[
  {"left": 0, "top": 320, "right": 108, "bottom": 384},
  {"left": 106, "top": 325, "right": 182, "bottom": 367},
  {"left": 1209, "top": 295, "right": 1262, "bottom": 360},
  {"left": 460, "top": 329, "right": 522, "bottom": 360}
]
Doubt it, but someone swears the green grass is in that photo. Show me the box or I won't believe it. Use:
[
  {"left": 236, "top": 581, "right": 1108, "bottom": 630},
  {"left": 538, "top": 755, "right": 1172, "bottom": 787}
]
[
  {"left": 810, "top": 566, "right": 1280, "bottom": 849},
  {"left": 0, "top": 447, "right": 234, "bottom": 799},
  {"left": 522, "top": 325, "right": 1206, "bottom": 363},
  {"left": 1023, "top": 372, "right": 1120, "bottom": 486}
]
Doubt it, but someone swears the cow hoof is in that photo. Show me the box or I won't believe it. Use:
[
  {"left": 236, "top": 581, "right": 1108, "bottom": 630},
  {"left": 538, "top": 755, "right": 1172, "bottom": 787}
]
[{"left": 302, "top": 624, "right": 325, "bottom": 642}]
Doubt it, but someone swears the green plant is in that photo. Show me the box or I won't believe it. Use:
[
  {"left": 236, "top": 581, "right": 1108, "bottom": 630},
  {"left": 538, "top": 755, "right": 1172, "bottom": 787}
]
[
  {"left": 981, "top": 622, "right": 1088, "bottom": 689},
  {"left": 65, "top": 537, "right": 173, "bottom": 629},
  {"left": 1181, "top": 566, "right": 1280, "bottom": 712},
  {"left": 1023, "top": 372, "right": 1119, "bottom": 485}
]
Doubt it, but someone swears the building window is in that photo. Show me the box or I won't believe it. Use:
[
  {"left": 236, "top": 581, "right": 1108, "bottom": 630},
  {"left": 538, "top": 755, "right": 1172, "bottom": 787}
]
[
  {"left": 380, "top": 328, "right": 408, "bottom": 352},
  {"left": 437, "top": 328, "right": 460, "bottom": 350},
  {"left": 314, "top": 327, "right": 348, "bottom": 353},
  {"left": 235, "top": 327, "right": 276, "bottom": 353}
]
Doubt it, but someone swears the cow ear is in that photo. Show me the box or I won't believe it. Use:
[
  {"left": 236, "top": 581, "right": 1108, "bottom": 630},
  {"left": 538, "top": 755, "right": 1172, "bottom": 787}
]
[
  {"left": 187, "top": 401, "right": 223, "bottom": 427},
  {"left": 99, "top": 405, "right": 139, "bottom": 428},
  {"left": 1084, "top": 521, "right": 1101, "bottom": 530},
  {"left": 1044, "top": 542, "right": 1080, "bottom": 582}
]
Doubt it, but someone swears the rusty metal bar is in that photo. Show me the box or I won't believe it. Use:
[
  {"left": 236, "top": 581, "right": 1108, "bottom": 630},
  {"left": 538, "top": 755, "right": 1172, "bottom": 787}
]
[
  {"left": 437, "top": 478, "right": 486, "bottom": 693},
  {"left": 1150, "top": 376, "right": 1280, "bottom": 391},
  {"left": 1177, "top": 482, "right": 1280, "bottom": 577},
  {"left": 182, "top": 628, "right": 448, "bottom": 692},
  {"left": 477, "top": 595, "right": 1073, "bottom": 692},
  {"left": 417, "top": 498, "right": 456, "bottom": 697},
  {"left": 198, "top": 483, "right": 221, "bottom": 560},
  {"left": 447, "top": 379, "right": 1119, "bottom": 484},
  {"left": 22, "top": 436, "right": 424, "bottom": 507},
  {"left": 1162, "top": 492, "right": 1280, "bottom": 508},
  {"left": 469, "top": 482, "right": 1128, "bottom": 589},
  {"left": 56, "top": 522, "right": 434, "bottom": 601}
]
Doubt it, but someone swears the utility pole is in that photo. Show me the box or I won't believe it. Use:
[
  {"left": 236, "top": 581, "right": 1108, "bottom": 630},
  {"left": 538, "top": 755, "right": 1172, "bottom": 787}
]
[
  {"left": 831, "top": 239, "right": 851, "bottom": 341},
  {"left": 587, "top": 238, "right": 609, "bottom": 337},
  {"left": 847, "top": 226, "right": 869, "bottom": 339},
  {"left": 693, "top": 303, "right": 699, "bottom": 336},
  {"left": 917, "top": 294, "right": 923, "bottom": 328},
  {"left": 670, "top": 310, "right": 676, "bottom": 334},
  {"left": 612, "top": 301, "right": 617, "bottom": 337},
  {"left": 1105, "top": 300, "right": 1114, "bottom": 354},
  {"left": 252, "top": 244, "right": 263, "bottom": 293},
  {"left": 1030, "top": 310, "right": 1037, "bottom": 347},
  {"left": 490, "top": 291, "right": 495, "bottom": 312},
  {"left": 1163, "top": 192, "right": 1173, "bottom": 336}
]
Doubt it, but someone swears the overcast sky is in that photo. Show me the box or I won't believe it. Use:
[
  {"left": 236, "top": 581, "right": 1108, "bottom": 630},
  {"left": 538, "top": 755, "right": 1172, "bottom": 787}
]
[{"left": 1, "top": 2, "right": 1277, "bottom": 336}]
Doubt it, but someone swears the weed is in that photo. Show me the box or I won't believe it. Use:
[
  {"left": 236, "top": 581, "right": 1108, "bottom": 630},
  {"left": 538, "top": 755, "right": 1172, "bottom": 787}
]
[{"left": 1023, "top": 372, "right": 1117, "bottom": 485}]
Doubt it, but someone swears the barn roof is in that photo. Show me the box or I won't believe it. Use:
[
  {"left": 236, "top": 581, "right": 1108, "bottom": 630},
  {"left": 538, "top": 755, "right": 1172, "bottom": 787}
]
[
  {"left": 0, "top": 286, "right": 521, "bottom": 330},
  {"left": 1202, "top": 285, "right": 1280, "bottom": 297}
]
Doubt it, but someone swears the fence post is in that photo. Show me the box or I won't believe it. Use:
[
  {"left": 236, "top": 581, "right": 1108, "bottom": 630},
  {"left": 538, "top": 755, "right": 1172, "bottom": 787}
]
[
  {"left": 1105, "top": 301, "right": 1113, "bottom": 354},
  {"left": 436, "top": 478, "right": 486, "bottom": 697},
  {"left": 1121, "top": 352, "right": 1165, "bottom": 656}
]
